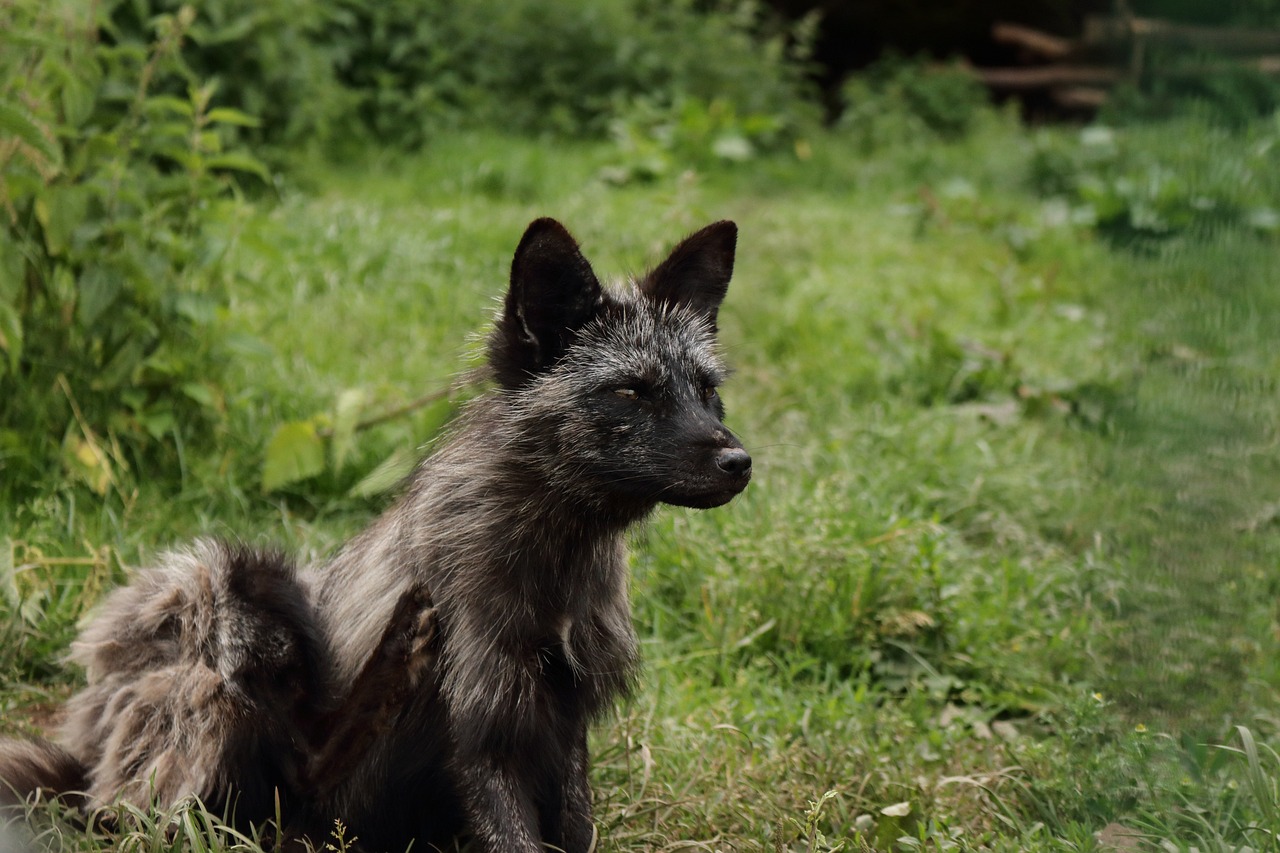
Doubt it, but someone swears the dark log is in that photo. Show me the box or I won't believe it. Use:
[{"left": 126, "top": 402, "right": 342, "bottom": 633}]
[{"left": 992, "top": 23, "right": 1075, "bottom": 60}]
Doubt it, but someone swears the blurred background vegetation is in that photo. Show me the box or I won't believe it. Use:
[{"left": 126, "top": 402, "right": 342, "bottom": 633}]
[
  {"left": 6, "top": 0, "right": 1279, "bottom": 497},
  {"left": 2, "top": 0, "right": 1279, "bottom": 850}
]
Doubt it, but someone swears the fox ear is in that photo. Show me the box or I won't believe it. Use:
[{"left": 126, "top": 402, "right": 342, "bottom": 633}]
[
  {"left": 490, "top": 218, "right": 604, "bottom": 387},
  {"left": 639, "top": 221, "right": 737, "bottom": 325}
]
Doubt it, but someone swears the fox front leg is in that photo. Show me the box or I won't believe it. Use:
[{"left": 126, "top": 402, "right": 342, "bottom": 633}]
[
  {"left": 454, "top": 756, "right": 544, "bottom": 853},
  {"left": 542, "top": 724, "right": 596, "bottom": 853},
  {"left": 305, "top": 583, "right": 437, "bottom": 792}
]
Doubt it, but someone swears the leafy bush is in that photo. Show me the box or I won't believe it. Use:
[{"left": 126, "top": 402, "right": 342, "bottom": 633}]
[
  {"left": 84, "top": 0, "right": 817, "bottom": 152},
  {"left": 326, "top": 0, "right": 816, "bottom": 146},
  {"left": 0, "top": 0, "right": 265, "bottom": 499},
  {"left": 104, "top": 0, "right": 352, "bottom": 154},
  {"left": 837, "top": 56, "right": 992, "bottom": 152}
]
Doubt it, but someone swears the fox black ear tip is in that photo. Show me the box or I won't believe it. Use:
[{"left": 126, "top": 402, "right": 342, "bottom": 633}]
[
  {"left": 515, "top": 218, "right": 580, "bottom": 256},
  {"left": 705, "top": 220, "right": 738, "bottom": 244},
  {"left": 523, "top": 217, "right": 570, "bottom": 238}
]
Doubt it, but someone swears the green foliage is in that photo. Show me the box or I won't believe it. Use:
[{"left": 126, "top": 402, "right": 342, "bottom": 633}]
[
  {"left": 259, "top": 392, "right": 453, "bottom": 497},
  {"left": 0, "top": 536, "right": 114, "bottom": 694},
  {"left": 1104, "top": 50, "right": 1280, "bottom": 130},
  {"left": 0, "top": 0, "right": 265, "bottom": 500},
  {"left": 837, "top": 56, "right": 992, "bottom": 152},
  {"left": 1027, "top": 121, "right": 1280, "bottom": 244},
  {"left": 105, "top": 0, "right": 353, "bottom": 155},
  {"left": 326, "top": 0, "right": 815, "bottom": 146},
  {"left": 100, "top": 0, "right": 816, "bottom": 152},
  {"left": 601, "top": 95, "right": 811, "bottom": 185},
  {"left": 261, "top": 419, "right": 327, "bottom": 493}
]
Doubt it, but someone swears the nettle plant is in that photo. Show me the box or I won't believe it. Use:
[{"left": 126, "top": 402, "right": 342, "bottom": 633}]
[{"left": 0, "top": 0, "right": 267, "bottom": 499}]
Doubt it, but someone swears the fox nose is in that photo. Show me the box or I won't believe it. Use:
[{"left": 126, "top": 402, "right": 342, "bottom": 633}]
[{"left": 715, "top": 447, "right": 752, "bottom": 477}]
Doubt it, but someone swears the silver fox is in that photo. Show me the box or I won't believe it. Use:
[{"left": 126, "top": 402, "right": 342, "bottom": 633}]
[{"left": 0, "top": 218, "right": 751, "bottom": 852}]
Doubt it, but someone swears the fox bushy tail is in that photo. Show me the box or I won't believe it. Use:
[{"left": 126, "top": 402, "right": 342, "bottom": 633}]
[
  {"left": 1, "top": 540, "right": 322, "bottom": 823},
  {"left": 0, "top": 738, "right": 87, "bottom": 809}
]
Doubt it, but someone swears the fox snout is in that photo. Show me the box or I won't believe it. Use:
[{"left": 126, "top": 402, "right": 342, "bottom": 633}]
[
  {"left": 715, "top": 446, "right": 751, "bottom": 477},
  {"left": 664, "top": 431, "right": 750, "bottom": 510}
]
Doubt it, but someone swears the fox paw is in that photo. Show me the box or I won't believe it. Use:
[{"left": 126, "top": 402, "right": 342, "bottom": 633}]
[
  {"left": 382, "top": 583, "right": 438, "bottom": 688},
  {"left": 404, "top": 589, "right": 437, "bottom": 687}
]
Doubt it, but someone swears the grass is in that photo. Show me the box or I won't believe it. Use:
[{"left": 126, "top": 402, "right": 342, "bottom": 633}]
[{"left": 3, "top": 111, "right": 1279, "bottom": 851}]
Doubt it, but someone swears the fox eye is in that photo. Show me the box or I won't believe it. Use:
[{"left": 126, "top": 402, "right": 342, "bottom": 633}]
[
  {"left": 700, "top": 385, "right": 719, "bottom": 404},
  {"left": 614, "top": 388, "right": 639, "bottom": 401}
]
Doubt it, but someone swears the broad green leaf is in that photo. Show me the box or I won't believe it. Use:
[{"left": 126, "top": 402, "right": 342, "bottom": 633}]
[
  {"left": 0, "top": 26, "right": 60, "bottom": 51},
  {"left": 180, "top": 382, "right": 217, "bottom": 409},
  {"left": 63, "top": 434, "right": 113, "bottom": 496},
  {"left": 47, "top": 59, "right": 101, "bottom": 129},
  {"left": 349, "top": 448, "right": 417, "bottom": 499},
  {"left": 94, "top": 338, "right": 145, "bottom": 391},
  {"left": 173, "top": 292, "right": 217, "bottom": 325},
  {"left": 0, "top": 99, "right": 62, "bottom": 168},
  {"left": 61, "top": 75, "right": 96, "bottom": 128},
  {"left": 331, "top": 388, "right": 368, "bottom": 473},
  {"left": 77, "top": 265, "right": 123, "bottom": 328},
  {"left": 34, "top": 184, "right": 89, "bottom": 257},
  {"left": 138, "top": 407, "right": 176, "bottom": 441},
  {"left": 204, "top": 153, "right": 271, "bottom": 183},
  {"left": 150, "top": 120, "right": 192, "bottom": 141},
  {"left": 206, "top": 107, "right": 261, "bottom": 128},
  {"left": 0, "top": 301, "right": 21, "bottom": 373},
  {"left": 196, "top": 129, "right": 221, "bottom": 154},
  {"left": 0, "top": 233, "right": 22, "bottom": 303},
  {"left": 223, "top": 332, "right": 274, "bottom": 358},
  {"left": 144, "top": 95, "right": 194, "bottom": 117},
  {"left": 262, "top": 420, "right": 326, "bottom": 492},
  {"left": 192, "top": 13, "right": 255, "bottom": 45}
]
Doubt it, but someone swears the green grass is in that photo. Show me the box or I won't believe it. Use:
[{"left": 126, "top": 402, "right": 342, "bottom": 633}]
[{"left": 3, "top": 115, "right": 1279, "bottom": 850}]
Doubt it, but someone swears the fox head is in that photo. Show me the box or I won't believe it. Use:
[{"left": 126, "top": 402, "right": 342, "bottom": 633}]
[{"left": 489, "top": 218, "right": 751, "bottom": 511}]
